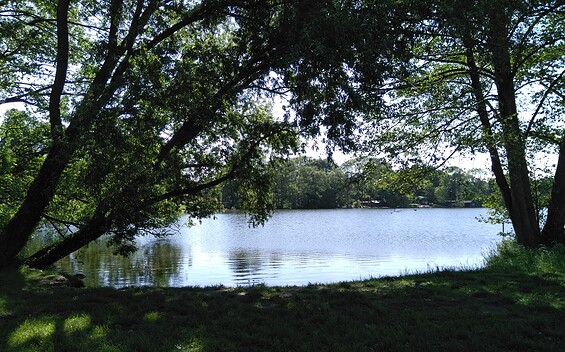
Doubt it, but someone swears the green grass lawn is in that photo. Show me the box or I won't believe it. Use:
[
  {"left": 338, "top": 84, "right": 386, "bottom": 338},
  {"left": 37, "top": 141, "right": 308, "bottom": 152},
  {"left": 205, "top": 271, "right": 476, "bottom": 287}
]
[{"left": 1, "top": 241, "right": 564, "bottom": 352}]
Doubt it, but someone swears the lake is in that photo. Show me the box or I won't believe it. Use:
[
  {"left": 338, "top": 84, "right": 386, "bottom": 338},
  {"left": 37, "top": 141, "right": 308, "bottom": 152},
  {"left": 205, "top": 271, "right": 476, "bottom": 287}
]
[{"left": 38, "top": 208, "right": 502, "bottom": 288}]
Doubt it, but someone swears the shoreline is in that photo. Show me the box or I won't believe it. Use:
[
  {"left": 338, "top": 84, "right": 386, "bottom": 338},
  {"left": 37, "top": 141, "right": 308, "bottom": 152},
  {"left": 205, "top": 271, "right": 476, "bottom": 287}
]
[{"left": 2, "top": 244, "right": 564, "bottom": 352}]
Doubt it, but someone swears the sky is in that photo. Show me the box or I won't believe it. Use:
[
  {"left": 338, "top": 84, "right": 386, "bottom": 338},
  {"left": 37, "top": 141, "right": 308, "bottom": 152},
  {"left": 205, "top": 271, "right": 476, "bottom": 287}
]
[
  {"left": 0, "top": 100, "right": 495, "bottom": 173},
  {"left": 1, "top": 101, "right": 551, "bottom": 176},
  {"left": 302, "top": 140, "right": 493, "bottom": 171}
]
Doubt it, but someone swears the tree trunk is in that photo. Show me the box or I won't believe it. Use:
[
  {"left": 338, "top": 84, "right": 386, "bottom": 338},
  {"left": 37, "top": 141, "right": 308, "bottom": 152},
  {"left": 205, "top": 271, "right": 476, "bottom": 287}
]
[
  {"left": 504, "top": 140, "right": 541, "bottom": 247},
  {"left": 488, "top": 8, "right": 541, "bottom": 247},
  {"left": 0, "top": 0, "right": 72, "bottom": 267},
  {"left": 496, "top": 78, "right": 541, "bottom": 247},
  {"left": 0, "top": 141, "right": 72, "bottom": 267},
  {"left": 25, "top": 211, "right": 109, "bottom": 269},
  {"left": 464, "top": 45, "right": 513, "bottom": 216},
  {"left": 541, "top": 136, "right": 565, "bottom": 245}
]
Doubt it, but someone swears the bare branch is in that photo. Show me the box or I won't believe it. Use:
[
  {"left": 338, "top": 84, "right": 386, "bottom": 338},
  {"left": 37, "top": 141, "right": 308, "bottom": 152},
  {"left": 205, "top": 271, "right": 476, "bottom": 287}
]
[
  {"left": 525, "top": 69, "right": 565, "bottom": 137},
  {"left": 42, "top": 213, "right": 85, "bottom": 229},
  {"left": 2, "top": 86, "right": 51, "bottom": 104}
]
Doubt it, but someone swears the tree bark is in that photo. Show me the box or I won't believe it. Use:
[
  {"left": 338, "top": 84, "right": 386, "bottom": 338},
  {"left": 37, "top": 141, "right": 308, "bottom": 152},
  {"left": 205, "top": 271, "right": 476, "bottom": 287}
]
[
  {"left": 464, "top": 46, "right": 513, "bottom": 216},
  {"left": 487, "top": 7, "right": 541, "bottom": 247},
  {"left": 49, "top": 0, "right": 70, "bottom": 135},
  {"left": 0, "top": 0, "right": 142, "bottom": 267},
  {"left": 541, "top": 136, "right": 565, "bottom": 245},
  {"left": 0, "top": 0, "right": 71, "bottom": 267},
  {"left": 0, "top": 142, "right": 73, "bottom": 267},
  {"left": 501, "top": 115, "right": 541, "bottom": 247}
]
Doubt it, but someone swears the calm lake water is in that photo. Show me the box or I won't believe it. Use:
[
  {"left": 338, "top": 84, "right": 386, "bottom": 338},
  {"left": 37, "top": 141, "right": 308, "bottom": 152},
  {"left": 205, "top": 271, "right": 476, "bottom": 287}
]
[{"left": 38, "top": 208, "right": 502, "bottom": 288}]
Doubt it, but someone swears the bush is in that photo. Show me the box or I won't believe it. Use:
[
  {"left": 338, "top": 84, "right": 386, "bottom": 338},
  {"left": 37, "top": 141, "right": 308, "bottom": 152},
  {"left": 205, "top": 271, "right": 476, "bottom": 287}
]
[{"left": 484, "top": 239, "right": 565, "bottom": 275}]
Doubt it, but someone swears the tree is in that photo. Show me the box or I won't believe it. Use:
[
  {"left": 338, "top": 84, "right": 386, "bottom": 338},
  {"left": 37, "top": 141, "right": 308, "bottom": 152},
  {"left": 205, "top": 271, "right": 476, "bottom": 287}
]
[
  {"left": 223, "top": 157, "right": 350, "bottom": 209},
  {"left": 361, "top": 0, "right": 565, "bottom": 247},
  {"left": 339, "top": 157, "right": 413, "bottom": 207},
  {"left": 434, "top": 167, "right": 489, "bottom": 207},
  {"left": 270, "top": 157, "right": 348, "bottom": 209},
  {"left": 0, "top": 0, "right": 382, "bottom": 268},
  {"left": 223, "top": 156, "right": 492, "bottom": 209}
]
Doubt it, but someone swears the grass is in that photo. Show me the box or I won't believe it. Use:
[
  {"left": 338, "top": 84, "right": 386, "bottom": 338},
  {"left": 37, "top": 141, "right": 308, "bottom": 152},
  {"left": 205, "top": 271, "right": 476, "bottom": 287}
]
[{"left": 1, "top": 241, "right": 564, "bottom": 352}]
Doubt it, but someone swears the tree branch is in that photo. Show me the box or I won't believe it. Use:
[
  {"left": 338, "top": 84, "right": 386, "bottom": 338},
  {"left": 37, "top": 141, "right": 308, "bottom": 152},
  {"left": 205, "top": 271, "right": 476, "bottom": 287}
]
[
  {"left": 42, "top": 213, "right": 86, "bottom": 229},
  {"left": 48, "top": 0, "right": 70, "bottom": 136},
  {"left": 525, "top": 69, "right": 565, "bottom": 138},
  {"left": 512, "top": 2, "right": 565, "bottom": 73},
  {"left": 2, "top": 86, "right": 52, "bottom": 104}
]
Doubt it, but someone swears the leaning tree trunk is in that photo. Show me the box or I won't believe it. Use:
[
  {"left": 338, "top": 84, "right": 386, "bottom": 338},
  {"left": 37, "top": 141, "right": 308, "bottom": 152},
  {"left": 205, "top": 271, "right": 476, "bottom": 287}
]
[
  {"left": 0, "top": 142, "right": 73, "bottom": 267},
  {"left": 0, "top": 31, "right": 133, "bottom": 267},
  {"left": 0, "top": 0, "right": 72, "bottom": 267},
  {"left": 464, "top": 45, "right": 514, "bottom": 219},
  {"left": 0, "top": 93, "right": 113, "bottom": 267},
  {"left": 25, "top": 210, "right": 109, "bottom": 269}
]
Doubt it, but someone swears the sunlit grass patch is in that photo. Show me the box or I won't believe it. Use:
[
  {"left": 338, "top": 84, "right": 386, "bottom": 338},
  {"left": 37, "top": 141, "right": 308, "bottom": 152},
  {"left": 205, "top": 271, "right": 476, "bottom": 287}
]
[
  {"left": 143, "top": 311, "right": 161, "bottom": 322},
  {"left": 8, "top": 316, "right": 56, "bottom": 350},
  {"left": 174, "top": 336, "right": 206, "bottom": 352},
  {"left": 89, "top": 324, "right": 110, "bottom": 340},
  {"left": 514, "top": 291, "right": 565, "bottom": 308},
  {"left": 0, "top": 296, "right": 11, "bottom": 317},
  {"left": 485, "top": 240, "right": 565, "bottom": 276},
  {"left": 63, "top": 314, "right": 91, "bottom": 335}
]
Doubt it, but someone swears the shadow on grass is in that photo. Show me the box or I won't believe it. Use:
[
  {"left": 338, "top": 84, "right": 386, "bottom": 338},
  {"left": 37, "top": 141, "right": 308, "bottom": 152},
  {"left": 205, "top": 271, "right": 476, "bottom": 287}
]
[{"left": 1, "top": 268, "right": 564, "bottom": 352}]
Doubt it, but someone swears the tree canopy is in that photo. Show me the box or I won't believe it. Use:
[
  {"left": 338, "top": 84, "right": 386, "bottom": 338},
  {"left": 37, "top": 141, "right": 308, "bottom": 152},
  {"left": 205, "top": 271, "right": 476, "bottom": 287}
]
[
  {"left": 1, "top": 0, "right": 564, "bottom": 269},
  {"left": 0, "top": 0, "right": 383, "bottom": 268}
]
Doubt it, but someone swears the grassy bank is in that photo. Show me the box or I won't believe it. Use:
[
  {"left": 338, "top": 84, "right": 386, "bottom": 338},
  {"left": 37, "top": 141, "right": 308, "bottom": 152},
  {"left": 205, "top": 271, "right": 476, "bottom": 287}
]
[{"left": 1, "top": 241, "right": 564, "bottom": 352}]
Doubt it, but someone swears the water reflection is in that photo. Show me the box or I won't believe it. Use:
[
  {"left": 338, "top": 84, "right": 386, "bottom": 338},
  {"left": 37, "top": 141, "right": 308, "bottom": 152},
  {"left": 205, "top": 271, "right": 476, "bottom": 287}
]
[
  {"left": 25, "top": 208, "right": 502, "bottom": 287},
  {"left": 228, "top": 250, "right": 267, "bottom": 285},
  {"left": 50, "top": 238, "right": 187, "bottom": 287}
]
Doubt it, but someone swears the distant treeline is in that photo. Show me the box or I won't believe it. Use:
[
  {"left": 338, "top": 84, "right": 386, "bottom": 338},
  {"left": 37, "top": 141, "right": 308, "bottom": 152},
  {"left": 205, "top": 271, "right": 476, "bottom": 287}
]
[{"left": 222, "top": 157, "right": 496, "bottom": 210}]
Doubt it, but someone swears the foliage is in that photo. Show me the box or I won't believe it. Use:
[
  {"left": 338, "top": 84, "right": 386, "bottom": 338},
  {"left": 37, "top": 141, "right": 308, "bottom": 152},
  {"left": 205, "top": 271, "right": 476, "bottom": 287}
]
[
  {"left": 0, "top": 1, "right": 58, "bottom": 101},
  {"left": 222, "top": 157, "right": 494, "bottom": 209},
  {"left": 271, "top": 157, "right": 347, "bottom": 209},
  {"left": 0, "top": 0, "right": 388, "bottom": 268},
  {"left": 0, "top": 110, "right": 49, "bottom": 227}
]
